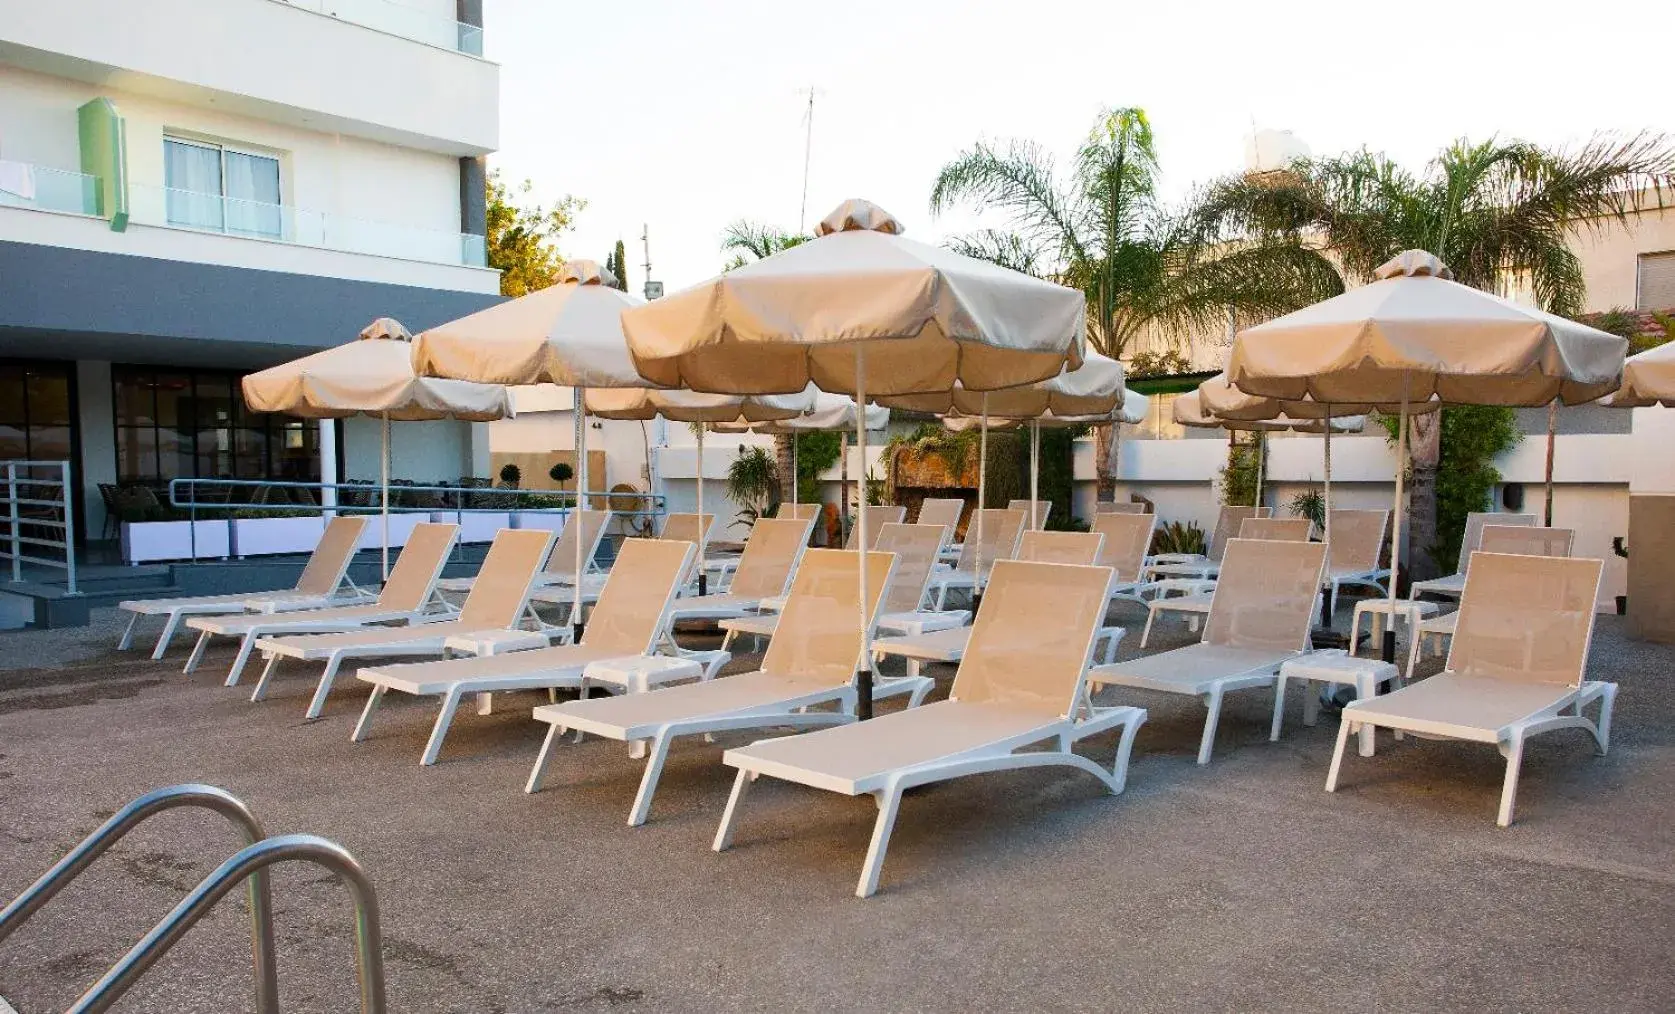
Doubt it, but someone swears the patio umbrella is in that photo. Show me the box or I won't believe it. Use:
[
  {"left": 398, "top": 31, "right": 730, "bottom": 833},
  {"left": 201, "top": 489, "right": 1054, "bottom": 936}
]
[
  {"left": 1227, "top": 249, "right": 1626, "bottom": 662},
  {"left": 1602, "top": 340, "right": 1675, "bottom": 407},
  {"left": 1174, "top": 390, "right": 1365, "bottom": 525},
  {"left": 713, "top": 386, "right": 889, "bottom": 526},
  {"left": 621, "top": 198, "right": 1085, "bottom": 719},
  {"left": 242, "top": 318, "right": 513, "bottom": 580},
  {"left": 414, "top": 260, "right": 653, "bottom": 639},
  {"left": 585, "top": 387, "right": 816, "bottom": 589}
]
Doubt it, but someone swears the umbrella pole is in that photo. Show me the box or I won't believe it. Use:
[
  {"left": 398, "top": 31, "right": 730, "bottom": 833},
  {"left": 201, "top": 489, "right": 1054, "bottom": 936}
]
[
  {"left": 790, "top": 434, "right": 798, "bottom": 509},
  {"left": 573, "top": 386, "right": 587, "bottom": 642},
  {"left": 974, "top": 395, "right": 989, "bottom": 610},
  {"left": 696, "top": 423, "right": 706, "bottom": 597},
  {"left": 1255, "top": 432, "right": 1265, "bottom": 511},
  {"left": 1386, "top": 388, "right": 1409, "bottom": 664},
  {"left": 840, "top": 431, "right": 850, "bottom": 535},
  {"left": 380, "top": 412, "right": 390, "bottom": 582},
  {"left": 1544, "top": 399, "right": 1557, "bottom": 526},
  {"left": 855, "top": 350, "right": 873, "bottom": 721},
  {"left": 1318, "top": 407, "right": 1334, "bottom": 633},
  {"left": 1029, "top": 419, "right": 1040, "bottom": 530}
]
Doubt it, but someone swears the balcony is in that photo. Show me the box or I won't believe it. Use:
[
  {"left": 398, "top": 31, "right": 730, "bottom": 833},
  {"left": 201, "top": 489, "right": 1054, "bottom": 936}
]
[
  {"left": 0, "top": 163, "right": 100, "bottom": 217},
  {"left": 275, "top": 0, "right": 483, "bottom": 56}
]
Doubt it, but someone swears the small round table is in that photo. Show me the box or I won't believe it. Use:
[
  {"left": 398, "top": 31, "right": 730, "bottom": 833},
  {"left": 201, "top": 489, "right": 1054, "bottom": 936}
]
[{"left": 1272, "top": 649, "right": 1402, "bottom": 757}]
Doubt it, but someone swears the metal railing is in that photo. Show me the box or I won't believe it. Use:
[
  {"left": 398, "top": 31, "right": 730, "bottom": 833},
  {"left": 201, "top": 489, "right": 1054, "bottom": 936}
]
[
  {"left": 0, "top": 784, "right": 386, "bottom": 1014},
  {"left": 1, "top": 460, "right": 77, "bottom": 594}
]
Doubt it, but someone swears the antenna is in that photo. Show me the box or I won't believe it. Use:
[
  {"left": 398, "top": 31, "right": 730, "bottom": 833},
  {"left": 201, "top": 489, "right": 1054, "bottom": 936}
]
[
  {"left": 640, "top": 224, "right": 662, "bottom": 301},
  {"left": 798, "top": 86, "right": 821, "bottom": 234}
]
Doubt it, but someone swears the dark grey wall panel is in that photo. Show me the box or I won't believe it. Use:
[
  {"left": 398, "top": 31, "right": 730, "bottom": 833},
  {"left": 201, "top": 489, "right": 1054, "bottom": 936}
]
[{"left": 459, "top": 155, "right": 487, "bottom": 237}]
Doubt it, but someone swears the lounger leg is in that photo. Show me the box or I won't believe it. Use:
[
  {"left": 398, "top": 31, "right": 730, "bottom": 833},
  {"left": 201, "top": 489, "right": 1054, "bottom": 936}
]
[
  {"left": 907, "top": 658, "right": 922, "bottom": 680},
  {"left": 224, "top": 635, "right": 258, "bottom": 687},
  {"left": 1110, "top": 714, "right": 1145, "bottom": 794},
  {"left": 1497, "top": 735, "right": 1526, "bottom": 827},
  {"left": 627, "top": 730, "right": 676, "bottom": 827},
  {"left": 303, "top": 656, "right": 343, "bottom": 720},
  {"left": 1325, "top": 716, "right": 1353, "bottom": 792},
  {"left": 525, "top": 724, "right": 566, "bottom": 794},
  {"left": 476, "top": 692, "right": 493, "bottom": 716},
  {"left": 351, "top": 684, "right": 387, "bottom": 743},
  {"left": 183, "top": 629, "right": 212, "bottom": 674},
  {"left": 1269, "top": 676, "right": 1288, "bottom": 742},
  {"left": 151, "top": 612, "right": 184, "bottom": 660},
  {"left": 1355, "top": 675, "right": 1376, "bottom": 758},
  {"left": 250, "top": 653, "right": 281, "bottom": 703},
  {"left": 1301, "top": 679, "right": 1320, "bottom": 727},
  {"left": 1196, "top": 688, "right": 1225, "bottom": 766},
  {"left": 934, "top": 584, "right": 947, "bottom": 611},
  {"left": 420, "top": 689, "right": 464, "bottom": 766},
  {"left": 1595, "top": 684, "right": 1618, "bottom": 755},
  {"left": 118, "top": 611, "right": 140, "bottom": 650},
  {"left": 1330, "top": 581, "right": 1340, "bottom": 624},
  {"left": 1140, "top": 607, "right": 1157, "bottom": 649},
  {"left": 720, "top": 628, "right": 736, "bottom": 651},
  {"left": 712, "top": 769, "right": 754, "bottom": 852},
  {"left": 857, "top": 785, "right": 905, "bottom": 899}
]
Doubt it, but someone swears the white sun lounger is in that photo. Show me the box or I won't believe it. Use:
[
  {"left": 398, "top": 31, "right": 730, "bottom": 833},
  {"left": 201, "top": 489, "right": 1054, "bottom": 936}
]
[
  {"left": 843, "top": 505, "right": 907, "bottom": 549},
  {"left": 437, "top": 510, "right": 609, "bottom": 600},
  {"left": 1139, "top": 516, "right": 1312, "bottom": 647},
  {"left": 117, "top": 515, "right": 369, "bottom": 660},
  {"left": 530, "top": 512, "right": 714, "bottom": 614},
  {"left": 661, "top": 516, "right": 816, "bottom": 640},
  {"left": 352, "top": 538, "right": 697, "bottom": 765},
  {"left": 1408, "top": 512, "right": 1538, "bottom": 601},
  {"left": 1007, "top": 498, "right": 1052, "bottom": 529},
  {"left": 249, "top": 527, "right": 555, "bottom": 718},
  {"left": 524, "top": 548, "right": 927, "bottom": 827},
  {"left": 1147, "top": 506, "right": 1270, "bottom": 578},
  {"left": 916, "top": 497, "right": 965, "bottom": 562},
  {"left": 1321, "top": 509, "right": 1391, "bottom": 615},
  {"left": 1092, "top": 512, "right": 1157, "bottom": 608},
  {"left": 1408, "top": 526, "right": 1576, "bottom": 675},
  {"left": 773, "top": 502, "right": 822, "bottom": 521},
  {"left": 1328, "top": 551, "right": 1616, "bottom": 826},
  {"left": 182, "top": 523, "right": 459, "bottom": 686},
  {"left": 716, "top": 558, "right": 1148, "bottom": 898},
  {"left": 924, "top": 508, "right": 1027, "bottom": 609},
  {"left": 1088, "top": 538, "right": 1327, "bottom": 764}
]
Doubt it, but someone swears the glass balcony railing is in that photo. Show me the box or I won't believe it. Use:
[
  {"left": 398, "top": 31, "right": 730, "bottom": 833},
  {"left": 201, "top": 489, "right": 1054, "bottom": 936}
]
[
  {"left": 276, "top": 0, "right": 484, "bottom": 55},
  {"left": 0, "top": 162, "right": 100, "bottom": 216},
  {"left": 129, "top": 184, "right": 488, "bottom": 268}
]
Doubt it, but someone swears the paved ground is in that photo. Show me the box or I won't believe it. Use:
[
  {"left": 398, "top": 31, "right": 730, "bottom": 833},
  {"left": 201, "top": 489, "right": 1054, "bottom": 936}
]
[{"left": 0, "top": 601, "right": 1671, "bottom": 1012}]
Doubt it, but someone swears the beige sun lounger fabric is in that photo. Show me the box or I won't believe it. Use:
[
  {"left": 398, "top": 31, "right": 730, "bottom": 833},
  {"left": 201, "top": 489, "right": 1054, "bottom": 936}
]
[
  {"left": 1239, "top": 517, "right": 1311, "bottom": 541},
  {"left": 525, "top": 548, "right": 908, "bottom": 826},
  {"left": 1411, "top": 527, "right": 1576, "bottom": 670},
  {"left": 717, "top": 559, "right": 1147, "bottom": 897},
  {"left": 1329, "top": 552, "right": 1613, "bottom": 826},
  {"left": 844, "top": 505, "right": 907, "bottom": 549},
  {"left": 1008, "top": 499, "right": 1052, "bottom": 529},
  {"left": 774, "top": 502, "right": 822, "bottom": 521},
  {"left": 914, "top": 497, "right": 964, "bottom": 534},
  {"left": 659, "top": 512, "right": 714, "bottom": 550},
  {"left": 437, "top": 510, "right": 610, "bottom": 596},
  {"left": 352, "top": 539, "right": 696, "bottom": 765},
  {"left": 1323, "top": 508, "right": 1391, "bottom": 614},
  {"left": 118, "top": 515, "right": 369, "bottom": 660},
  {"left": 183, "top": 522, "right": 459, "bottom": 686},
  {"left": 1018, "top": 530, "right": 1103, "bottom": 565},
  {"left": 665, "top": 516, "right": 816, "bottom": 627},
  {"left": 250, "top": 528, "right": 556, "bottom": 719},
  {"left": 924, "top": 508, "right": 1027, "bottom": 608},
  {"left": 1096, "top": 501, "right": 1147, "bottom": 514},
  {"left": 1092, "top": 513, "right": 1155, "bottom": 587},
  {"left": 1090, "top": 538, "right": 1328, "bottom": 764},
  {"left": 1409, "top": 512, "right": 1537, "bottom": 600}
]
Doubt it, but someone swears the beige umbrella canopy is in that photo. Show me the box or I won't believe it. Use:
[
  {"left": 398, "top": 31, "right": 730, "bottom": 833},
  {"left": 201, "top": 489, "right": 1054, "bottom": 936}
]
[
  {"left": 880, "top": 349, "right": 1127, "bottom": 418},
  {"left": 1602, "top": 341, "right": 1675, "bottom": 407},
  {"left": 242, "top": 318, "right": 514, "bottom": 578},
  {"left": 712, "top": 387, "right": 890, "bottom": 516}
]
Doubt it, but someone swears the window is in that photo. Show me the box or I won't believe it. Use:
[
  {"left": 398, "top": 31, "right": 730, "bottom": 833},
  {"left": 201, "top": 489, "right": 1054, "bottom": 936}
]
[
  {"left": 0, "top": 361, "right": 75, "bottom": 463},
  {"left": 112, "top": 367, "right": 319, "bottom": 486},
  {"left": 163, "top": 136, "right": 282, "bottom": 239},
  {"left": 1637, "top": 251, "right": 1675, "bottom": 311}
]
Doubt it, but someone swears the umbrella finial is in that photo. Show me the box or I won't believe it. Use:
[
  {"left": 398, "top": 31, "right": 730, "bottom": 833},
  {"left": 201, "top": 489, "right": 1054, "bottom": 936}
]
[
  {"left": 561, "top": 259, "right": 618, "bottom": 286},
  {"left": 359, "top": 318, "right": 412, "bottom": 342},
  {"left": 816, "top": 199, "right": 904, "bottom": 237},
  {"left": 1375, "top": 250, "right": 1453, "bottom": 281}
]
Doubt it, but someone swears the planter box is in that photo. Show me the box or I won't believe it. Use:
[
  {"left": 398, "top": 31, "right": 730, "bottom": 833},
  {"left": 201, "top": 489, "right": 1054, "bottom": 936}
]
[
  {"left": 121, "top": 520, "right": 231, "bottom": 564},
  {"left": 431, "top": 510, "right": 510, "bottom": 543},
  {"left": 231, "top": 516, "right": 326, "bottom": 558},
  {"left": 354, "top": 513, "right": 424, "bottom": 551},
  {"left": 510, "top": 510, "right": 570, "bottom": 534}
]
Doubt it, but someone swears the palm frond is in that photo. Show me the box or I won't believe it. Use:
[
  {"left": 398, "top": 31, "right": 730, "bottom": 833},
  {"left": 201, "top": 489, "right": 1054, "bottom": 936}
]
[
  {"left": 945, "top": 229, "right": 1050, "bottom": 276},
  {"left": 928, "top": 139, "right": 1087, "bottom": 265}
]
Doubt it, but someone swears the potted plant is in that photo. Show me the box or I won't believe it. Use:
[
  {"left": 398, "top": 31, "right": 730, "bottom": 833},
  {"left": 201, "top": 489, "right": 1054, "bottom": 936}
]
[
  {"left": 119, "top": 501, "right": 231, "bottom": 563},
  {"left": 549, "top": 461, "right": 573, "bottom": 490},
  {"left": 726, "top": 446, "right": 780, "bottom": 532}
]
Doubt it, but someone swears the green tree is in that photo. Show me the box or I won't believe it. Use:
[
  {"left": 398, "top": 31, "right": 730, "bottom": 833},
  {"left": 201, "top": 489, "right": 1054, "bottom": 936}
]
[
  {"left": 604, "top": 239, "right": 629, "bottom": 292},
  {"left": 1192, "top": 133, "right": 1675, "bottom": 575},
  {"left": 929, "top": 107, "right": 1340, "bottom": 498},
  {"left": 486, "top": 170, "right": 584, "bottom": 297}
]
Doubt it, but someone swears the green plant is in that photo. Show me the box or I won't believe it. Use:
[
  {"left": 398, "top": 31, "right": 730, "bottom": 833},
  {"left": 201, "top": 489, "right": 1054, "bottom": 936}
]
[
  {"left": 1289, "top": 488, "right": 1326, "bottom": 532},
  {"left": 498, "top": 463, "right": 522, "bottom": 487},
  {"left": 793, "top": 431, "right": 842, "bottom": 504},
  {"left": 1033, "top": 427, "right": 1079, "bottom": 531},
  {"left": 548, "top": 461, "right": 574, "bottom": 489},
  {"left": 1150, "top": 520, "right": 1206, "bottom": 556},
  {"left": 721, "top": 221, "right": 811, "bottom": 272},
  {"left": 485, "top": 170, "right": 584, "bottom": 298},
  {"left": 726, "top": 445, "right": 779, "bottom": 524},
  {"left": 1380, "top": 405, "right": 1520, "bottom": 571},
  {"left": 1218, "top": 435, "right": 1262, "bottom": 507}
]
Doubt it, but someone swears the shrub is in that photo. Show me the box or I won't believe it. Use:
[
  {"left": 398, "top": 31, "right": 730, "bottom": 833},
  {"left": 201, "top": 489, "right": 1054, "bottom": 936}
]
[{"left": 498, "top": 463, "right": 522, "bottom": 487}]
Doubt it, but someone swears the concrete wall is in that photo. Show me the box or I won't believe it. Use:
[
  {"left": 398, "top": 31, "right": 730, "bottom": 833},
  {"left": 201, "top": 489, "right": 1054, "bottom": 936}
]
[
  {"left": 1570, "top": 201, "right": 1675, "bottom": 311},
  {"left": 340, "top": 415, "right": 476, "bottom": 485}
]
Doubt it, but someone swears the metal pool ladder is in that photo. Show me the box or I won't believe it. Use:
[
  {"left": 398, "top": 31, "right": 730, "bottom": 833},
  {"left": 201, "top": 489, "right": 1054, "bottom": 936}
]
[{"left": 0, "top": 783, "right": 385, "bottom": 1013}]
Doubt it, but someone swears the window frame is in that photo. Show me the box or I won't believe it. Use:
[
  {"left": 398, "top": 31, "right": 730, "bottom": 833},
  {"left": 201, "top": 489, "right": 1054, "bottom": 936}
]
[{"left": 162, "top": 133, "right": 285, "bottom": 238}]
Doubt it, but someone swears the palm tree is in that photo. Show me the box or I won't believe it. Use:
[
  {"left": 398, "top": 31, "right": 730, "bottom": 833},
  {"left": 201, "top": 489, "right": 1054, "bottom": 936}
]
[
  {"left": 1191, "top": 134, "right": 1675, "bottom": 576},
  {"left": 720, "top": 220, "right": 813, "bottom": 496},
  {"left": 930, "top": 107, "right": 1340, "bottom": 498}
]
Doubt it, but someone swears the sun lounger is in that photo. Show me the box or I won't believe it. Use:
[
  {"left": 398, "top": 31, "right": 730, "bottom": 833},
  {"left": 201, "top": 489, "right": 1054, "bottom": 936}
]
[
  {"left": 1092, "top": 513, "right": 1157, "bottom": 609},
  {"left": 437, "top": 510, "right": 609, "bottom": 598},
  {"left": 1408, "top": 512, "right": 1538, "bottom": 601},
  {"left": 1007, "top": 498, "right": 1052, "bottom": 529},
  {"left": 1097, "top": 502, "right": 1147, "bottom": 514},
  {"left": 661, "top": 517, "right": 816, "bottom": 642},
  {"left": 118, "top": 515, "right": 369, "bottom": 660},
  {"left": 1088, "top": 538, "right": 1327, "bottom": 764},
  {"left": 249, "top": 528, "right": 555, "bottom": 719},
  {"left": 1321, "top": 509, "right": 1391, "bottom": 615},
  {"left": 773, "top": 502, "right": 822, "bottom": 521},
  {"left": 716, "top": 558, "right": 1148, "bottom": 898},
  {"left": 924, "top": 508, "right": 1027, "bottom": 609},
  {"left": 183, "top": 523, "right": 458, "bottom": 686},
  {"left": 915, "top": 497, "right": 965, "bottom": 562},
  {"left": 1409, "top": 526, "right": 1576, "bottom": 674},
  {"left": 843, "top": 505, "right": 907, "bottom": 549},
  {"left": 1148, "top": 506, "right": 1270, "bottom": 577},
  {"left": 352, "top": 539, "right": 697, "bottom": 765},
  {"left": 1327, "top": 551, "right": 1615, "bottom": 826},
  {"left": 1139, "top": 516, "right": 1312, "bottom": 646},
  {"left": 524, "top": 548, "right": 924, "bottom": 827}
]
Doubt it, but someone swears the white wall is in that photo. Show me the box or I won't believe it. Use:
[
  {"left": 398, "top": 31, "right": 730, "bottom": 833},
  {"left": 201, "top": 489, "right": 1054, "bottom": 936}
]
[{"left": 340, "top": 416, "right": 476, "bottom": 484}]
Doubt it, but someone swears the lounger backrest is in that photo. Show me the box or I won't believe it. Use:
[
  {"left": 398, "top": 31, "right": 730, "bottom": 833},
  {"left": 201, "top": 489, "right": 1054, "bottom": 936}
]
[
  {"left": 1019, "top": 530, "right": 1104, "bottom": 565},
  {"left": 1325, "top": 509, "right": 1389, "bottom": 573},
  {"left": 953, "top": 509, "right": 1027, "bottom": 580},
  {"left": 1091, "top": 513, "right": 1154, "bottom": 582},
  {"left": 1209, "top": 506, "right": 1271, "bottom": 562},
  {"left": 914, "top": 498, "right": 964, "bottom": 541},
  {"left": 1203, "top": 538, "right": 1328, "bottom": 653},
  {"left": 951, "top": 560, "right": 1113, "bottom": 719},
  {"left": 1479, "top": 525, "right": 1574, "bottom": 559},
  {"left": 456, "top": 529, "right": 557, "bottom": 628},
  {"left": 376, "top": 523, "right": 458, "bottom": 610},
  {"left": 874, "top": 523, "right": 946, "bottom": 613},
  {"left": 774, "top": 502, "right": 822, "bottom": 521},
  {"left": 293, "top": 516, "right": 369, "bottom": 595},
  {"left": 1239, "top": 517, "right": 1312, "bottom": 542},
  {"left": 763, "top": 548, "right": 895, "bottom": 685},
  {"left": 542, "top": 510, "right": 612, "bottom": 579},
  {"left": 582, "top": 538, "right": 695, "bottom": 654},
  {"left": 1457, "top": 512, "right": 1537, "bottom": 573},
  {"left": 1007, "top": 499, "right": 1052, "bottom": 529},
  {"left": 844, "top": 505, "right": 908, "bottom": 549},
  {"left": 1449, "top": 552, "right": 1602, "bottom": 687},
  {"left": 659, "top": 512, "right": 713, "bottom": 550},
  {"left": 729, "top": 517, "right": 818, "bottom": 599},
  {"left": 1097, "top": 501, "right": 1147, "bottom": 514}
]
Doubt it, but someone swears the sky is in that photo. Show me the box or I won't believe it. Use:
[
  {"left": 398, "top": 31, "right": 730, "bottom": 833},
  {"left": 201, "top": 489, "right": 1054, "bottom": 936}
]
[{"left": 482, "top": 0, "right": 1672, "bottom": 296}]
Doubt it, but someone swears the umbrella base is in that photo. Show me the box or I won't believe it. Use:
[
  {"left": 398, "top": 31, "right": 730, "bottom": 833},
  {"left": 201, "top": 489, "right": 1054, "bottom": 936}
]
[{"left": 1310, "top": 628, "right": 1350, "bottom": 651}]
